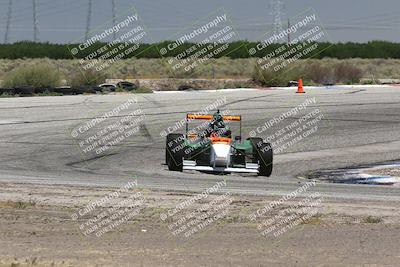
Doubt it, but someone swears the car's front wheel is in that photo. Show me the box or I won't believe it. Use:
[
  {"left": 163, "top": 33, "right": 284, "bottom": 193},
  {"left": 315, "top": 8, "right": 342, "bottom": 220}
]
[
  {"left": 166, "top": 133, "right": 185, "bottom": 171},
  {"left": 248, "top": 137, "right": 273, "bottom": 177}
]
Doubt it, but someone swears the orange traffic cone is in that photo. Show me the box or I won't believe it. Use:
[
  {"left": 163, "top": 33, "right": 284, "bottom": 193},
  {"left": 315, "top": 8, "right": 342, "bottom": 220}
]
[{"left": 296, "top": 79, "right": 305, "bottom": 94}]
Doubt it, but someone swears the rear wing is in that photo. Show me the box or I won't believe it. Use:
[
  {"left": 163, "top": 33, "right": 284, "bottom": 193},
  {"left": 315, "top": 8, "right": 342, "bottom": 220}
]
[
  {"left": 186, "top": 113, "right": 242, "bottom": 138},
  {"left": 186, "top": 114, "right": 241, "bottom": 121}
]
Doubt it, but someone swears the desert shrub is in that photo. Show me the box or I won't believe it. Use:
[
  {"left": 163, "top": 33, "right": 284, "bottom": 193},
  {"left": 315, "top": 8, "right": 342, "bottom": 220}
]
[
  {"left": 252, "top": 65, "right": 277, "bottom": 86},
  {"left": 3, "top": 64, "right": 60, "bottom": 88},
  {"left": 252, "top": 62, "right": 304, "bottom": 86},
  {"left": 0, "top": 93, "right": 14, "bottom": 98},
  {"left": 36, "top": 90, "right": 63, "bottom": 96},
  {"left": 133, "top": 87, "right": 153, "bottom": 93},
  {"left": 363, "top": 216, "right": 382, "bottom": 224},
  {"left": 69, "top": 68, "right": 107, "bottom": 87},
  {"left": 303, "top": 61, "right": 363, "bottom": 85},
  {"left": 306, "top": 62, "right": 336, "bottom": 84},
  {"left": 115, "top": 86, "right": 125, "bottom": 92},
  {"left": 334, "top": 62, "right": 363, "bottom": 84},
  {"left": 361, "top": 79, "right": 376, "bottom": 85}
]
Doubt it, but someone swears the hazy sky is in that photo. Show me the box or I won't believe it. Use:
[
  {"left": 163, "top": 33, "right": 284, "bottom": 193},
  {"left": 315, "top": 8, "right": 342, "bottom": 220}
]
[{"left": 0, "top": 0, "right": 399, "bottom": 43}]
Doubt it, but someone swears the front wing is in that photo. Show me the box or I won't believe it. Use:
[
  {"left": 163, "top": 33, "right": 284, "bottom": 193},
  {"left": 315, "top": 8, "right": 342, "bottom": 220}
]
[{"left": 182, "top": 160, "right": 259, "bottom": 174}]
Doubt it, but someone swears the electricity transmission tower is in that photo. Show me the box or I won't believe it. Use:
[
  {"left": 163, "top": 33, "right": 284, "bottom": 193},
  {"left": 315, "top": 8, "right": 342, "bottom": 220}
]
[
  {"left": 4, "top": 0, "right": 12, "bottom": 43},
  {"left": 270, "top": 0, "right": 284, "bottom": 37},
  {"left": 85, "top": 0, "right": 93, "bottom": 41},
  {"left": 32, "top": 0, "right": 38, "bottom": 42},
  {"left": 112, "top": 0, "right": 117, "bottom": 40}
]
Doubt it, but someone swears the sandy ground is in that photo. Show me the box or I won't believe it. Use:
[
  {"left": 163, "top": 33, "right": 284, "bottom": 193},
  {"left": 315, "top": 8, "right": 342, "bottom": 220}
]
[{"left": 0, "top": 182, "right": 400, "bottom": 267}]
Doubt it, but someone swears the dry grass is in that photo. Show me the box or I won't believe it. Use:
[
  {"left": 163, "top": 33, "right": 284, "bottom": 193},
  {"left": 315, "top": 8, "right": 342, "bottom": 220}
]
[
  {"left": 2, "top": 64, "right": 60, "bottom": 88},
  {"left": 0, "top": 58, "right": 254, "bottom": 82},
  {"left": 0, "top": 200, "right": 37, "bottom": 209},
  {"left": 0, "top": 58, "right": 400, "bottom": 85},
  {"left": 363, "top": 216, "right": 383, "bottom": 224}
]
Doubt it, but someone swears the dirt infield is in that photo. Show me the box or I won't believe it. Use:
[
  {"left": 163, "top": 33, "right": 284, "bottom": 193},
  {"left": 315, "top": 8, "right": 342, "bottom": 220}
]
[{"left": 1, "top": 182, "right": 399, "bottom": 267}]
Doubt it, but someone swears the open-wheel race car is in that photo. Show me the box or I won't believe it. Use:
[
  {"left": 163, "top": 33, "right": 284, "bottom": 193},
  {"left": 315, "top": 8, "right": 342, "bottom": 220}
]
[{"left": 165, "top": 110, "right": 273, "bottom": 176}]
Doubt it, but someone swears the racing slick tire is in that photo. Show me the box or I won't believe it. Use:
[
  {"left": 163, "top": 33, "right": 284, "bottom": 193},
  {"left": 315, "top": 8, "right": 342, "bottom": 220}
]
[
  {"left": 248, "top": 138, "right": 273, "bottom": 177},
  {"left": 166, "top": 133, "right": 185, "bottom": 171}
]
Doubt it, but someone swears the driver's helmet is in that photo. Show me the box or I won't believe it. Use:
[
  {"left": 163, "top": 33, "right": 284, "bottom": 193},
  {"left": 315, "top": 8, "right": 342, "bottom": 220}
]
[
  {"left": 211, "top": 111, "right": 225, "bottom": 129},
  {"left": 208, "top": 111, "right": 231, "bottom": 138}
]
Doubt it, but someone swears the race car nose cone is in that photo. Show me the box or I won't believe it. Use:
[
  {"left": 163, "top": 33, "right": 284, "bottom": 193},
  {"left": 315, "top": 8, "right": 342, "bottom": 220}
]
[{"left": 211, "top": 143, "right": 231, "bottom": 167}]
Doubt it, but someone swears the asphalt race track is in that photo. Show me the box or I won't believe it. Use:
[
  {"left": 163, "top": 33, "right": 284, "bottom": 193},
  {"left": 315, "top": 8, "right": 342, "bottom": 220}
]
[{"left": 1, "top": 86, "right": 400, "bottom": 201}]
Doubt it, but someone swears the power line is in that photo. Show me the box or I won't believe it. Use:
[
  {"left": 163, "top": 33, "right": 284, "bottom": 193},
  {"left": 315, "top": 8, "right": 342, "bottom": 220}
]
[
  {"left": 85, "top": 0, "right": 92, "bottom": 41},
  {"left": 32, "top": 0, "right": 38, "bottom": 42},
  {"left": 270, "top": 0, "right": 284, "bottom": 37},
  {"left": 112, "top": 0, "right": 116, "bottom": 40},
  {"left": 4, "top": 0, "right": 12, "bottom": 43}
]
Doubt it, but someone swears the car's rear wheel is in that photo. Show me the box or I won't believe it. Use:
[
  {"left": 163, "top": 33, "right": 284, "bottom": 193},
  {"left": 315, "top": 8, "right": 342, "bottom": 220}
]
[
  {"left": 248, "top": 138, "right": 273, "bottom": 177},
  {"left": 166, "top": 133, "right": 185, "bottom": 171}
]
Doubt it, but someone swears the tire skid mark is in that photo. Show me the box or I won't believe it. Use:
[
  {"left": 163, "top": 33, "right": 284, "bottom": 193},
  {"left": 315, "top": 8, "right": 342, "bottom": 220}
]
[
  {"left": 66, "top": 152, "right": 119, "bottom": 167},
  {"left": 345, "top": 89, "right": 367, "bottom": 94},
  {"left": 141, "top": 95, "right": 165, "bottom": 108},
  {"left": 139, "top": 123, "right": 154, "bottom": 142},
  {"left": 0, "top": 98, "right": 94, "bottom": 110},
  {"left": 1, "top": 111, "right": 400, "bottom": 126}
]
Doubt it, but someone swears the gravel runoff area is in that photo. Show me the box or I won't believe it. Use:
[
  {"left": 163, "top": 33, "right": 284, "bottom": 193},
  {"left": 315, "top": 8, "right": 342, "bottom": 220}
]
[{"left": 0, "top": 182, "right": 400, "bottom": 267}]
